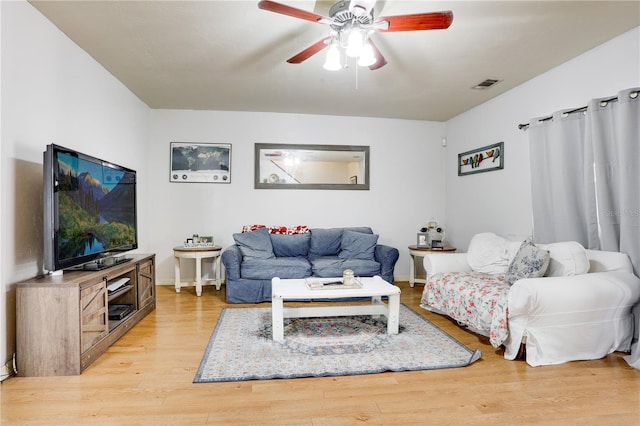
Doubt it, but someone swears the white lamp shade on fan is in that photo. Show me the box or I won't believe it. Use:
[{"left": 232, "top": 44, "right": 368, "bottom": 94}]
[
  {"left": 357, "top": 43, "right": 376, "bottom": 66},
  {"left": 345, "top": 29, "right": 364, "bottom": 57},
  {"left": 323, "top": 44, "right": 342, "bottom": 71}
]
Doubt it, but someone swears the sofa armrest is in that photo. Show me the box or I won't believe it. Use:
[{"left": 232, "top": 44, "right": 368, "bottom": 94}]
[
  {"left": 375, "top": 244, "right": 399, "bottom": 284},
  {"left": 506, "top": 270, "right": 640, "bottom": 364},
  {"left": 221, "top": 245, "right": 242, "bottom": 280},
  {"left": 509, "top": 270, "right": 640, "bottom": 320},
  {"left": 423, "top": 253, "right": 471, "bottom": 278}
]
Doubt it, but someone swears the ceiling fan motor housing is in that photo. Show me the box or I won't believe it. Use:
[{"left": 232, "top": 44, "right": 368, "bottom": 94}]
[
  {"left": 329, "top": 0, "right": 373, "bottom": 31},
  {"left": 348, "top": 0, "right": 377, "bottom": 17}
]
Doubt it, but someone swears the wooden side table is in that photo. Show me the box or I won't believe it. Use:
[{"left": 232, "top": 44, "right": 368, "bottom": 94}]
[
  {"left": 173, "top": 245, "right": 223, "bottom": 296},
  {"left": 408, "top": 245, "right": 456, "bottom": 287}
]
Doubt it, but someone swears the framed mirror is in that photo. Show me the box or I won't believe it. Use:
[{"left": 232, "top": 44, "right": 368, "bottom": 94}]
[{"left": 255, "top": 143, "right": 370, "bottom": 190}]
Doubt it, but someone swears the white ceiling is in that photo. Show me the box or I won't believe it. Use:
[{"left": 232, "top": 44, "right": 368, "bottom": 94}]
[{"left": 29, "top": 1, "right": 640, "bottom": 121}]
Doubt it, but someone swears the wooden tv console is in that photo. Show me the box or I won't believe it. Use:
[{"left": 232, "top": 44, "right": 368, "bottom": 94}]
[{"left": 16, "top": 254, "right": 156, "bottom": 376}]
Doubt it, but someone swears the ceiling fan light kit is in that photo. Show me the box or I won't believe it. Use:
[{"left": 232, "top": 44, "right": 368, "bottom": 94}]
[{"left": 258, "top": 0, "right": 453, "bottom": 71}]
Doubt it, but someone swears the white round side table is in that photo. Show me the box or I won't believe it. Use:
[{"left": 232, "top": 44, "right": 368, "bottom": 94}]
[
  {"left": 408, "top": 245, "right": 456, "bottom": 287},
  {"left": 173, "top": 245, "right": 223, "bottom": 296}
]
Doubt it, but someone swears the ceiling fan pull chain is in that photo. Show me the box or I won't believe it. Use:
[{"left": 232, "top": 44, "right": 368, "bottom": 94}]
[{"left": 355, "top": 60, "right": 359, "bottom": 90}]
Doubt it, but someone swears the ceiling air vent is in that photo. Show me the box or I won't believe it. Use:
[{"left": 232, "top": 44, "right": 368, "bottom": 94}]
[{"left": 472, "top": 79, "right": 501, "bottom": 90}]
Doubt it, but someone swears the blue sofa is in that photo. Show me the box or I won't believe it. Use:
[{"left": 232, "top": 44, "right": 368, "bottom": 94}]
[{"left": 221, "top": 227, "right": 399, "bottom": 303}]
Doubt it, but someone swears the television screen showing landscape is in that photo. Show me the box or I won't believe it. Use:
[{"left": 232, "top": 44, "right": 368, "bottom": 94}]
[{"left": 56, "top": 152, "right": 136, "bottom": 262}]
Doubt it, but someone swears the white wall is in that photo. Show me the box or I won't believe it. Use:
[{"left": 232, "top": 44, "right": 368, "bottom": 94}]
[
  {"left": 148, "top": 110, "right": 446, "bottom": 284},
  {"left": 0, "top": 1, "right": 151, "bottom": 374},
  {"left": 444, "top": 27, "right": 640, "bottom": 251}
]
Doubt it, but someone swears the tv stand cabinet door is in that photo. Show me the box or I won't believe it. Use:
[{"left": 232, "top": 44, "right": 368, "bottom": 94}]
[
  {"left": 137, "top": 256, "right": 155, "bottom": 309},
  {"left": 81, "top": 280, "right": 108, "bottom": 353}
]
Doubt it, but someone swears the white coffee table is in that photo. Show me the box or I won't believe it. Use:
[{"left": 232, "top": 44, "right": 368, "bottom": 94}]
[{"left": 271, "top": 276, "right": 401, "bottom": 342}]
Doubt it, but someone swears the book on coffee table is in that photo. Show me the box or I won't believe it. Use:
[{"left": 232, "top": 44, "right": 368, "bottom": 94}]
[{"left": 305, "top": 277, "right": 363, "bottom": 290}]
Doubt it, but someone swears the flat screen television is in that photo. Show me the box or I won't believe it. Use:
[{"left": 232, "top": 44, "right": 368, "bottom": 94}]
[{"left": 43, "top": 144, "right": 138, "bottom": 272}]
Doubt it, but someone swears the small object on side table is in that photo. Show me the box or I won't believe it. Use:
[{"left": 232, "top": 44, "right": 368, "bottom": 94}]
[{"left": 407, "top": 245, "right": 456, "bottom": 287}]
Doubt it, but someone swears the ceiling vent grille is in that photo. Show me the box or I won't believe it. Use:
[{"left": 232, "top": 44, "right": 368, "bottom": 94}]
[{"left": 472, "top": 79, "right": 501, "bottom": 90}]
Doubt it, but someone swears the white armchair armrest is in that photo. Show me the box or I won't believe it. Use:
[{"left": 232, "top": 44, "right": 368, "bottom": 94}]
[{"left": 423, "top": 253, "right": 471, "bottom": 279}]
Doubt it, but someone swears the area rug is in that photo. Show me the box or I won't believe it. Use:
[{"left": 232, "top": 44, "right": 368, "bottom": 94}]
[{"left": 194, "top": 304, "right": 481, "bottom": 383}]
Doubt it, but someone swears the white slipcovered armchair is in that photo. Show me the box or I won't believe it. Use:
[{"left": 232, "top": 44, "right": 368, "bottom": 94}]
[{"left": 420, "top": 233, "right": 640, "bottom": 366}]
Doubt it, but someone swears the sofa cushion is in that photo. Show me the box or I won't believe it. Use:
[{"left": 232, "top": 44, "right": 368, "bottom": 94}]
[
  {"left": 310, "top": 256, "right": 343, "bottom": 277},
  {"left": 342, "top": 259, "right": 382, "bottom": 277},
  {"left": 240, "top": 257, "right": 311, "bottom": 280},
  {"left": 270, "top": 233, "right": 311, "bottom": 258},
  {"left": 338, "top": 230, "right": 378, "bottom": 260},
  {"left": 505, "top": 239, "right": 550, "bottom": 285},
  {"left": 309, "top": 228, "right": 343, "bottom": 259},
  {"left": 467, "top": 232, "right": 520, "bottom": 275},
  {"left": 309, "top": 227, "right": 373, "bottom": 259},
  {"left": 310, "top": 257, "right": 381, "bottom": 278},
  {"left": 536, "top": 241, "right": 589, "bottom": 276},
  {"left": 233, "top": 227, "right": 275, "bottom": 260}
]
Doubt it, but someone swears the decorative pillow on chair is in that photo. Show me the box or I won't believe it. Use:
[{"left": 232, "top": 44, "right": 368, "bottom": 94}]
[
  {"left": 506, "top": 238, "right": 550, "bottom": 286},
  {"left": 232, "top": 227, "right": 275, "bottom": 260},
  {"left": 338, "top": 230, "right": 378, "bottom": 261}
]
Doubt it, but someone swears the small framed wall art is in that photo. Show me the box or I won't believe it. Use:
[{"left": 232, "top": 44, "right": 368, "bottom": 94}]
[
  {"left": 458, "top": 141, "right": 503, "bottom": 176},
  {"left": 170, "top": 142, "right": 231, "bottom": 183}
]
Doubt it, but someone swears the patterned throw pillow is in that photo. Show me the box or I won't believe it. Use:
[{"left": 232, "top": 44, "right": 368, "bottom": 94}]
[
  {"left": 505, "top": 239, "right": 550, "bottom": 286},
  {"left": 241, "top": 224, "right": 310, "bottom": 235}
]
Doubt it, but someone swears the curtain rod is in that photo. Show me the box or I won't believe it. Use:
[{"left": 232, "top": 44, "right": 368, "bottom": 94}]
[{"left": 518, "top": 95, "right": 620, "bottom": 131}]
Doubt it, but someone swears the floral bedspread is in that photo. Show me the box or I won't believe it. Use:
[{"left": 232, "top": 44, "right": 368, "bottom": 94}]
[{"left": 420, "top": 272, "right": 510, "bottom": 348}]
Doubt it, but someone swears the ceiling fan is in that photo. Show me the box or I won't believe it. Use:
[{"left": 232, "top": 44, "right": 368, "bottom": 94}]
[{"left": 258, "top": 0, "right": 453, "bottom": 71}]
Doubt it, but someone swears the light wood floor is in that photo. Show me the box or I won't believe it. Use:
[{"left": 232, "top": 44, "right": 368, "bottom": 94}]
[{"left": 2, "top": 282, "right": 639, "bottom": 425}]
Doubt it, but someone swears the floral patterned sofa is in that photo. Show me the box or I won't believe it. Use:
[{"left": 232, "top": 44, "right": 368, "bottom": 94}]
[{"left": 420, "top": 232, "right": 640, "bottom": 366}]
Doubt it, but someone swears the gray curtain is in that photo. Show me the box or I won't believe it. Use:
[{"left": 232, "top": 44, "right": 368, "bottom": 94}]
[
  {"left": 529, "top": 110, "right": 592, "bottom": 246},
  {"left": 528, "top": 87, "right": 640, "bottom": 369},
  {"left": 585, "top": 88, "right": 640, "bottom": 275}
]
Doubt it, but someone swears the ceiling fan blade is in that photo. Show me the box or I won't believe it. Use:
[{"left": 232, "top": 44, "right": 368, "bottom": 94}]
[
  {"left": 287, "top": 37, "right": 331, "bottom": 64},
  {"left": 258, "top": 0, "right": 327, "bottom": 23},
  {"left": 367, "top": 39, "right": 387, "bottom": 70},
  {"left": 377, "top": 11, "right": 453, "bottom": 32}
]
